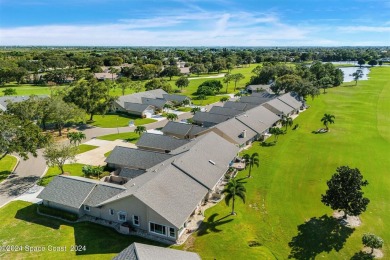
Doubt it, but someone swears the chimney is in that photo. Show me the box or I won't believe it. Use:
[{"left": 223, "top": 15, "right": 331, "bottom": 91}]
[{"left": 242, "top": 130, "right": 247, "bottom": 138}]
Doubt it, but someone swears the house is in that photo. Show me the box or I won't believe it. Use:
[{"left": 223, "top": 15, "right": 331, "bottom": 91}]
[
  {"left": 239, "top": 96, "right": 274, "bottom": 105},
  {"left": 223, "top": 101, "right": 258, "bottom": 111},
  {"left": 246, "top": 84, "right": 273, "bottom": 94},
  {"left": 277, "top": 93, "right": 303, "bottom": 113},
  {"left": 94, "top": 72, "right": 119, "bottom": 81},
  {"left": 211, "top": 118, "right": 258, "bottom": 148},
  {"left": 112, "top": 89, "right": 168, "bottom": 116},
  {"left": 136, "top": 133, "right": 191, "bottom": 153},
  {"left": 162, "top": 94, "right": 191, "bottom": 106},
  {"left": 262, "top": 98, "right": 295, "bottom": 117},
  {"left": 105, "top": 146, "right": 173, "bottom": 170},
  {"left": 124, "top": 103, "right": 155, "bottom": 118},
  {"left": 141, "top": 97, "right": 171, "bottom": 111},
  {"left": 192, "top": 112, "right": 231, "bottom": 127},
  {"left": 161, "top": 121, "right": 210, "bottom": 139},
  {"left": 0, "top": 95, "right": 48, "bottom": 111},
  {"left": 38, "top": 132, "right": 240, "bottom": 243},
  {"left": 235, "top": 105, "right": 280, "bottom": 139},
  {"left": 208, "top": 106, "right": 243, "bottom": 117},
  {"left": 113, "top": 242, "right": 201, "bottom": 260}
]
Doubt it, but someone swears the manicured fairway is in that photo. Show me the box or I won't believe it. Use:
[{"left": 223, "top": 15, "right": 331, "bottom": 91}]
[
  {"left": 178, "top": 67, "right": 390, "bottom": 259},
  {"left": 0, "top": 155, "right": 18, "bottom": 182},
  {"left": 0, "top": 201, "right": 162, "bottom": 259}
]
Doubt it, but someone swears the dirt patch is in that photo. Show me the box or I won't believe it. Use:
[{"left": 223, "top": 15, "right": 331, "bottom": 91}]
[
  {"left": 182, "top": 235, "right": 195, "bottom": 251},
  {"left": 362, "top": 248, "right": 384, "bottom": 258},
  {"left": 332, "top": 211, "right": 361, "bottom": 227}
]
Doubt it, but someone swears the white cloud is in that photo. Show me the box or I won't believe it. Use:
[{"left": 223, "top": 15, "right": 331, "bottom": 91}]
[{"left": 338, "top": 26, "right": 390, "bottom": 32}]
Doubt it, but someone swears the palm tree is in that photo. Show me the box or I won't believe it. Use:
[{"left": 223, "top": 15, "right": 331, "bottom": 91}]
[
  {"left": 321, "top": 113, "right": 335, "bottom": 131},
  {"left": 166, "top": 113, "right": 178, "bottom": 121},
  {"left": 232, "top": 73, "right": 245, "bottom": 92},
  {"left": 281, "top": 115, "right": 293, "bottom": 131},
  {"left": 223, "top": 179, "right": 246, "bottom": 215},
  {"left": 191, "top": 106, "right": 201, "bottom": 115},
  {"left": 67, "top": 131, "right": 86, "bottom": 146},
  {"left": 223, "top": 73, "right": 232, "bottom": 94},
  {"left": 134, "top": 125, "right": 146, "bottom": 136},
  {"left": 243, "top": 153, "right": 259, "bottom": 178},
  {"left": 269, "top": 127, "right": 284, "bottom": 143}
]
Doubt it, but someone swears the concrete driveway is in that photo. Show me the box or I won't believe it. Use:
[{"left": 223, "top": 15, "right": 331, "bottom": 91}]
[{"left": 72, "top": 139, "right": 136, "bottom": 166}]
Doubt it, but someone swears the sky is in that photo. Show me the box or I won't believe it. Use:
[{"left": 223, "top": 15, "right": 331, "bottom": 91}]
[{"left": 0, "top": 0, "right": 389, "bottom": 46}]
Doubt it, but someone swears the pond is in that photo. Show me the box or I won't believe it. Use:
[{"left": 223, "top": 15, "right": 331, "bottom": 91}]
[{"left": 339, "top": 67, "right": 370, "bottom": 83}]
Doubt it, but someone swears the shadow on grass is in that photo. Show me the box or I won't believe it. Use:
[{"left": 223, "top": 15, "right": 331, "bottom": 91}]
[
  {"left": 288, "top": 214, "right": 354, "bottom": 259},
  {"left": 350, "top": 251, "right": 375, "bottom": 260},
  {"left": 0, "top": 170, "right": 11, "bottom": 181},
  {"left": 15, "top": 204, "right": 164, "bottom": 255},
  {"left": 197, "top": 213, "right": 233, "bottom": 236},
  {"left": 124, "top": 137, "right": 139, "bottom": 143},
  {"left": 261, "top": 141, "right": 276, "bottom": 147}
]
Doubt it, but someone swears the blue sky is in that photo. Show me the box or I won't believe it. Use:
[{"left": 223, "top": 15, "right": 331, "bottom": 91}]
[{"left": 0, "top": 0, "right": 389, "bottom": 46}]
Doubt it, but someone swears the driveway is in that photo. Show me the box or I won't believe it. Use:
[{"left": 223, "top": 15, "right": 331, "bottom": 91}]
[{"left": 73, "top": 139, "right": 136, "bottom": 166}]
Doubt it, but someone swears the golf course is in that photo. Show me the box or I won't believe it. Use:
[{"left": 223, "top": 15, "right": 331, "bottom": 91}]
[{"left": 178, "top": 66, "right": 390, "bottom": 259}]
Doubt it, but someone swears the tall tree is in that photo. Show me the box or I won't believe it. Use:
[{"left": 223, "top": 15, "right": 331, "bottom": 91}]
[
  {"left": 50, "top": 97, "right": 85, "bottom": 136},
  {"left": 358, "top": 59, "right": 366, "bottom": 68},
  {"left": 0, "top": 114, "right": 51, "bottom": 160},
  {"left": 281, "top": 115, "right": 293, "bottom": 131},
  {"left": 321, "top": 166, "right": 370, "bottom": 218},
  {"left": 269, "top": 127, "right": 284, "bottom": 143},
  {"left": 108, "top": 66, "right": 120, "bottom": 81},
  {"left": 64, "top": 78, "right": 116, "bottom": 121},
  {"left": 189, "top": 63, "right": 207, "bottom": 76},
  {"left": 243, "top": 152, "right": 259, "bottom": 178},
  {"left": 223, "top": 179, "right": 246, "bottom": 215},
  {"left": 175, "top": 76, "right": 189, "bottom": 91},
  {"left": 223, "top": 73, "right": 233, "bottom": 93},
  {"left": 134, "top": 125, "right": 146, "bottom": 136},
  {"left": 161, "top": 65, "right": 181, "bottom": 80},
  {"left": 352, "top": 70, "right": 363, "bottom": 86},
  {"left": 362, "top": 234, "right": 383, "bottom": 255},
  {"left": 321, "top": 113, "right": 335, "bottom": 131},
  {"left": 43, "top": 143, "right": 77, "bottom": 174},
  {"left": 231, "top": 73, "right": 245, "bottom": 92}
]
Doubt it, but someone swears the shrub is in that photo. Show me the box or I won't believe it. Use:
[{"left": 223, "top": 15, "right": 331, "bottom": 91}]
[{"left": 38, "top": 205, "right": 78, "bottom": 221}]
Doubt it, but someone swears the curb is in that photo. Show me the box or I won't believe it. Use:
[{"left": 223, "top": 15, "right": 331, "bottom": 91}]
[{"left": 0, "top": 155, "right": 20, "bottom": 185}]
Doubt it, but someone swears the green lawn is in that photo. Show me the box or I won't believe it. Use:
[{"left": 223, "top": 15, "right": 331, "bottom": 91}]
[
  {"left": 97, "top": 132, "right": 140, "bottom": 143},
  {"left": 40, "top": 163, "right": 85, "bottom": 186},
  {"left": 0, "top": 155, "right": 18, "bottom": 182},
  {"left": 0, "top": 83, "right": 67, "bottom": 96},
  {"left": 104, "top": 150, "right": 112, "bottom": 157},
  {"left": 177, "top": 67, "right": 390, "bottom": 259},
  {"left": 76, "top": 144, "right": 98, "bottom": 154},
  {"left": 89, "top": 114, "right": 156, "bottom": 128},
  {"left": 0, "top": 201, "right": 163, "bottom": 259}
]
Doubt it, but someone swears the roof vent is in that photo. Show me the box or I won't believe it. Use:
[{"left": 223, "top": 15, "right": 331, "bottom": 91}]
[
  {"left": 209, "top": 160, "right": 216, "bottom": 165},
  {"left": 241, "top": 130, "right": 247, "bottom": 138}
]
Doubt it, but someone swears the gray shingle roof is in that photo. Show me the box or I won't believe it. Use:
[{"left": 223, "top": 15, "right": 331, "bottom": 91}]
[
  {"left": 239, "top": 96, "right": 273, "bottom": 105},
  {"left": 84, "top": 184, "right": 126, "bottom": 207},
  {"left": 136, "top": 133, "right": 191, "bottom": 151},
  {"left": 246, "top": 84, "right": 272, "bottom": 93},
  {"left": 208, "top": 106, "right": 243, "bottom": 117},
  {"left": 119, "top": 168, "right": 146, "bottom": 179},
  {"left": 135, "top": 164, "right": 208, "bottom": 228},
  {"left": 161, "top": 122, "right": 209, "bottom": 138},
  {"left": 141, "top": 97, "right": 169, "bottom": 109},
  {"left": 192, "top": 112, "right": 231, "bottom": 126},
  {"left": 263, "top": 98, "right": 295, "bottom": 115},
  {"left": 223, "top": 101, "right": 247, "bottom": 111},
  {"left": 213, "top": 118, "right": 258, "bottom": 146},
  {"left": 277, "top": 93, "right": 302, "bottom": 110},
  {"left": 114, "top": 243, "right": 201, "bottom": 260},
  {"left": 124, "top": 103, "right": 153, "bottom": 113},
  {"left": 162, "top": 94, "right": 190, "bottom": 103},
  {"left": 0, "top": 95, "right": 48, "bottom": 111},
  {"left": 105, "top": 146, "right": 173, "bottom": 169},
  {"left": 235, "top": 106, "right": 280, "bottom": 134},
  {"left": 116, "top": 89, "right": 167, "bottom": 108},
  {"left": 172, "top": 132, "right": 239, "bottom": 190},
  {"left": 250, "top": 92, "right": 276, "bottom": 99},
  {"left": 37, "top": 175, "right": 125, "bottom": 209}
]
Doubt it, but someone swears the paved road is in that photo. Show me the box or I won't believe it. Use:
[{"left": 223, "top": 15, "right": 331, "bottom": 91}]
[{"left": 0, "top": 150, "right": 47, "bottom": 207}]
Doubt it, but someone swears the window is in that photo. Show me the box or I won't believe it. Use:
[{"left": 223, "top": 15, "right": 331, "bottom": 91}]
[
  {"left": 150, "top": 222, "right": 166, "bottom": 235},
  {"left": 169, "top": 227, "right": 175, "bottom": 238},
  {"left": 118, "top": 212, "right": 127, "bottom": 222},
  {"left": 84, "top": 205, "right": 90, "bottom": 211},
  {"left": 109, "top": 209, "right": 114, "bottom": 215},
  {"left": 133, "top": 215, "right": 140, "bottom": 226}
]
